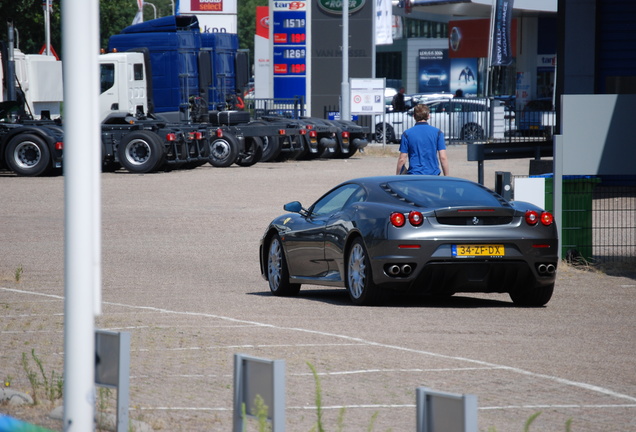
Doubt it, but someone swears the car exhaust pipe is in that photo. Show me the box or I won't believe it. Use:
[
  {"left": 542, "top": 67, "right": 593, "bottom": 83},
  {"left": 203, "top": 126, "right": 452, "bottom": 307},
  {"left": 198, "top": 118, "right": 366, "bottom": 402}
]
[
  {"left": 538, "top": 264, "right": 547, "bottom": 274},
  {"left": 546, "top": 264, "right": 556, "bottom": 274},
  {"left": 401, "top": 264, "right": 412, "bottom": 275},
  {"left": 388, "top": 265, "right": 401, "bottom": 275}
]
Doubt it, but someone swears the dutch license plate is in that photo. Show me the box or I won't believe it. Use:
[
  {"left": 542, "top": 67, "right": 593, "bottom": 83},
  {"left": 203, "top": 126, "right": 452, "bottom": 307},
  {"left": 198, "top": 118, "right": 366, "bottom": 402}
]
[{"left": 452, "top": 244, "right": 505, "bottom": 257}]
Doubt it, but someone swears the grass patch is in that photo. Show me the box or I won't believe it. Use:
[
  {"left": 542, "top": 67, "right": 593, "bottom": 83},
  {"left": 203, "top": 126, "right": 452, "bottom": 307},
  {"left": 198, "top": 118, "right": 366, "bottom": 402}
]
[{"left": 359, "top": 145, "right": 399, "bottom": 158}]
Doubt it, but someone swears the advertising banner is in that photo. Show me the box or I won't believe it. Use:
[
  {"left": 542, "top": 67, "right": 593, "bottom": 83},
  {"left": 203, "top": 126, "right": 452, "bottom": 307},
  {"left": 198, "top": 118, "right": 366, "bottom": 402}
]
[
  {"left": 177, "top": 0, "right": 238, "bottom": 32},
  {"left": 418, "top": 49, "right": 450, "bottom": 93},
  {"left": 450, "top": 58, "right": 478, "bottom": 96},
  {"left": 490, "top": 0, "right": 515, "bottom": 66},
  {"left": 254, "top": 6, "right": 272, "bottom": 98},
  {"left": 178, "top": 0, "right": 237, "bottom": 14},
  {"left": 375, "top": 0, "right": 393, "bottom": 45}
]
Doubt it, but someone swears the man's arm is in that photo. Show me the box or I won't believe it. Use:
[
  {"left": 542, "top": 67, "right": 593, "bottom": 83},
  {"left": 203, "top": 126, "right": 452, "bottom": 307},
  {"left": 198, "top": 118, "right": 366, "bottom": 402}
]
[
  {"left": 396, "top": 152, "right": 408, "bottom": 175},
  {"left": 438, "top": 149, "right": 449, "bottom": 176}
]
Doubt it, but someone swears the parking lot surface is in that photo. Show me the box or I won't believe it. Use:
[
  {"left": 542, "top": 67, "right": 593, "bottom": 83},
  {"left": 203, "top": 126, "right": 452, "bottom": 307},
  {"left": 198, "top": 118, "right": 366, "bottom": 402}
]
[{"left": 1, "top": 145, "right": 635, "bottom": 431}]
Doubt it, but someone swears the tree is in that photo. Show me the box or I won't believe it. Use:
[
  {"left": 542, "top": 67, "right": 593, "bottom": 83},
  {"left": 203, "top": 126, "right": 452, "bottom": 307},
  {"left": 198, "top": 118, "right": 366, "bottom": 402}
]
[
  {"left": 2, "top": 1, "right": 262, "bottom": 70},
  {"left": 0, "top": 1, "right": 61, "bottom": 55},
  {"left": 237, "top": 0, "right": 267, "bottom": 61}
]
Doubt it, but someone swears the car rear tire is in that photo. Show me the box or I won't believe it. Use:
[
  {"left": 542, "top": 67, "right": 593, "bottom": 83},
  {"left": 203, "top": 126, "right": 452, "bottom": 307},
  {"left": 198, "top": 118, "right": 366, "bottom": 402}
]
[
  {"left": 346, "top": 238, "right": 384, "bottom": 306},
  {"left": 509, "top": 282, "right": 554, "bottom": 307},
  {"left": 460, "top": 123, "right": 484, "bottom": 140},
  {"left": 374, "top": 123, "right": 395, "bottom": 143},
  {"left": 267, "top": 234, "right": 301, "bottom": 296}
]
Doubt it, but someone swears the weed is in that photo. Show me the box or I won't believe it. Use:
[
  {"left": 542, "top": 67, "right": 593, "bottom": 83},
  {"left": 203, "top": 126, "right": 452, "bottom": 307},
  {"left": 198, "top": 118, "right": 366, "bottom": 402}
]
[
  {"left": 241, "top": 394, "right": 271, "bottom": 432},
  {"left": 307, "top": 362, "right": 325, "bottom": 432},
  {"left": 14, "top": 264, "right": 23, "bottom": 282},
  {"left": 524, "top": 412, "right": 541, "bottom": 431},
  {"left": 253, "top": 394, "right": 271, "bottom": 432},
  {"left": 4, "top": 375, "right": 12, "bottom": 387},
  {"left": 96, "top": 387, "right": 112, "bottom": 432},
  {"left": 367, "top": 410, "right": 379, "bottom": 431},
  {"left": 20, "top": 349, "right": 63, "bottom": 405},
  {"left": 21, "top": 351, "right": 40, "bottom": 404}
]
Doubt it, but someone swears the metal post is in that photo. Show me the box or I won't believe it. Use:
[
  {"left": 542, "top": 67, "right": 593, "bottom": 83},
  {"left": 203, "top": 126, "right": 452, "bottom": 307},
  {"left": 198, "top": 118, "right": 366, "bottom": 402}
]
[
  {"left": 62, "top": 0, "right": 101, "bottom": 430},
  {"left": 116, "top": 333, "right": 131, "bottom": 432},
  {"left": 341, "top": 0, "right": 350, "bottom": 121},
  {"left": 43, "top": 0, "right": 51, "bottom": 56}
]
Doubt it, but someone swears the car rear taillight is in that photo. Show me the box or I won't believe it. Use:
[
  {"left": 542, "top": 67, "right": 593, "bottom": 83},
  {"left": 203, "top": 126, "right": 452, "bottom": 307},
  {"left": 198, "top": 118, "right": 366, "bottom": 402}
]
[
  {"left": 166, "top": 133, "right": 177, "bottom": 142},
  {"left": 215, "top": 128, "right": 224, "bottom": 138},
  {"left": 408, "top": 211, "right": 423, "bottom": 226},
  {"left": 525, "top": 210, "right": 553, "bottom": 226},
  {"left": 525, "top": 210, "right": 539, "bottom": 225},
  {"left": 342, "top": 131, "right": 350, "bottom": 138},
  {"left": 309, "top": 130, "right": 318, "bottom": 138},
  {"left": 390, "top": 212, "right": 406, "bottom": 227},
  {"left": 540, "top": 211, "right": 554, "bottom": 226},
  {"left": 55, "top": 142, "right": 63, "bottom": 150},
  {"left": 392, "top": 211, "right": 424, "bottom": 227}
]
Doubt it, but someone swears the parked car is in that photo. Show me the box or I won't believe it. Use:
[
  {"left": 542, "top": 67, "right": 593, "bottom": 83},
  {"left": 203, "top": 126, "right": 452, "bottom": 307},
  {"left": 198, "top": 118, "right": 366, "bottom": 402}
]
[
  {"left": 374, "top": 98, "right": 491, "bottom": 143},
  {"left": 517, "top": 98, "right": 556, "bottom": 138},
  {"left": 260, "top": 175, "right": 557, "bottom": 306}
]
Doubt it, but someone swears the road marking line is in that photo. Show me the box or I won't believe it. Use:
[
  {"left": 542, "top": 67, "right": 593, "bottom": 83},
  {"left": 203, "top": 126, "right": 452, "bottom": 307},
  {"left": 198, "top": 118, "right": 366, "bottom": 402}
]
[
  {"left": 3, "top": 286, "right": 636, "bottom": 404},
  {"left": 133, "top": 403, "right": 636, "bottom": 412}
]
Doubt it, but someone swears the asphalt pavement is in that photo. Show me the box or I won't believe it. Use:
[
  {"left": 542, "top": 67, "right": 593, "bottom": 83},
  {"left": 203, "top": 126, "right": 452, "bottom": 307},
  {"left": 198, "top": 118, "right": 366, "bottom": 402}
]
[{"left": 1, "top": 145, "right": 635, "bottom": 431}]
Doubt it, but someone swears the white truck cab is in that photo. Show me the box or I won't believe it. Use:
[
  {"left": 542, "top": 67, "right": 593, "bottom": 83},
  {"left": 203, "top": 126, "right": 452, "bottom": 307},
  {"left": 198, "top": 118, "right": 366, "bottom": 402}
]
[{"left": 99, "top": 52, "right": 148, "bottom": 123}]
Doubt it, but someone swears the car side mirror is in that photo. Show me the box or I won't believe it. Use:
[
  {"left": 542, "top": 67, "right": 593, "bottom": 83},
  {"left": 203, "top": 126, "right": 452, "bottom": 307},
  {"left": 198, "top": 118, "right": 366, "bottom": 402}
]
[{"left": 283, "top": 201, "right": 303, "bottom": 213}]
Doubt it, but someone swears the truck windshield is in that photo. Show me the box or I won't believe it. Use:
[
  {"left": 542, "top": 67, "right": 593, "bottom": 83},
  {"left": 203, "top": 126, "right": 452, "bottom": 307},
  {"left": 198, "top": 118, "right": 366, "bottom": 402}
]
[{"left": 100, "top": 64, "right": 115, "bottom": 94}]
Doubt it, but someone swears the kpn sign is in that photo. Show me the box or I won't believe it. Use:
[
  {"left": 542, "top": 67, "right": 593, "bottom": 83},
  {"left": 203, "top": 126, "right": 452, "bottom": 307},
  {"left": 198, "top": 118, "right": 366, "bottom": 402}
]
[{"left": 318, "top": 0, "right": 366, "bottom": 15}]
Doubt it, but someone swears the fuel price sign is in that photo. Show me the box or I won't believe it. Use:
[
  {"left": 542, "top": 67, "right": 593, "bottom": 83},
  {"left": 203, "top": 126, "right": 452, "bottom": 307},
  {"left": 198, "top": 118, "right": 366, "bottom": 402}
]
[{"left": 272, "top": 2, "right": 307, "bottom": 99}]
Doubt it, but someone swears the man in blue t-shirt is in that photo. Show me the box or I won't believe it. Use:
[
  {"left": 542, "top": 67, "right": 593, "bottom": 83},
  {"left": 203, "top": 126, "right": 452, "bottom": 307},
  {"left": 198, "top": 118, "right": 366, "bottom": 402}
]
[{"left": 395, "top": 104, "right": 449, "bottom": 176}]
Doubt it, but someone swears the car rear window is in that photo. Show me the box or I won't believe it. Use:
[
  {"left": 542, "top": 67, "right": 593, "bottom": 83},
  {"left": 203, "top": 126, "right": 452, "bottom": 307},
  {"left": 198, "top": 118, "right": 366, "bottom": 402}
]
[{"left": 384, "top": 179, "right": 506, "bottom": 208}]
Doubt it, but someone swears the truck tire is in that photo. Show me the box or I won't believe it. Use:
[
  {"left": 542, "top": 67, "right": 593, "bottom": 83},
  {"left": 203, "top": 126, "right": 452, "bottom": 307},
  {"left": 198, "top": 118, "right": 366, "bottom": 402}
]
[
  {"left": 117, "top": 130, "right": 165, "bottom": 173},
  {"left": 5, "top": 133, "right": 52, "bottom": 176},
  {"left": 236, "top": 136, "right": 263, "bottom": 167},
  {"left": 260, "top": 135, "right": 282, "bottom": 162},
  {"left": 208, "top": 132, "right": 239, "bottom": 167}
]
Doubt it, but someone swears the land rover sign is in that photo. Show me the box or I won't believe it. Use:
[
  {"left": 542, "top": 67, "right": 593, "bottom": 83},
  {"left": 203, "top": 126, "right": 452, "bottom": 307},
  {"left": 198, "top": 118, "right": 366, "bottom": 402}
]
[{"left": 318, "top": 0, "right": 365, "bottom": 15}]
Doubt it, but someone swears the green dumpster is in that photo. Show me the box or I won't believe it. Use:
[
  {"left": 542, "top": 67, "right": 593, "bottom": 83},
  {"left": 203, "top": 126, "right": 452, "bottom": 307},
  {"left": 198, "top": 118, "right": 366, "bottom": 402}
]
[{"left": 539, "top": 175, "right": 601, "bottom": 261}]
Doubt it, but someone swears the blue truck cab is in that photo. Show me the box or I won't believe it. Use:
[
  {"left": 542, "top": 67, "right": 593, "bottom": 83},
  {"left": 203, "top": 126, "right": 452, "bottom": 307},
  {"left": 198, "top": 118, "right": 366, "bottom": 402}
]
[{"left": 108, "top": 15, "right": 248, "bottom": 122}]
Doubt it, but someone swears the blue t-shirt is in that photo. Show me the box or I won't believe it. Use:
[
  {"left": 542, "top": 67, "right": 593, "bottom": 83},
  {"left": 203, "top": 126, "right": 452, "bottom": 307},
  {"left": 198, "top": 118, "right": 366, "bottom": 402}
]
[{"left": 398, "top": 122, "right": 446, "bottom": 175}]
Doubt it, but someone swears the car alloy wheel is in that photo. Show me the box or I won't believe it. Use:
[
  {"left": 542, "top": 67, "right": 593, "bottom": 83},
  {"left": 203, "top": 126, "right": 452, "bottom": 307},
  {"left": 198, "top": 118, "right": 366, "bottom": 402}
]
[
  {"left": 348, "top": 242, "right": 367, "bottom": 300},
  {"left": 268, "top": 237, "right": 284, "bottom": 291},
  {"left": 267, "top": 234, "right": 301, "bottom": 296}
]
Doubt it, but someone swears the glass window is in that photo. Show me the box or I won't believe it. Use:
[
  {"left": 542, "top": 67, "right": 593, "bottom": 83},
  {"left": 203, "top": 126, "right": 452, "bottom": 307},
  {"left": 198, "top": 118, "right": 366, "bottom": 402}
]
[
  {"left": 311, "top": 184, "right": 365, "bottom": 216},
  {"left": 385, "top": 179, "right": 504, "bottom": 208},
  {"left": 133, "top": 63, "right": 144, "bottom": 81},
  {"left": 100, "top": 64, "right": 115, "bottom": 94}
]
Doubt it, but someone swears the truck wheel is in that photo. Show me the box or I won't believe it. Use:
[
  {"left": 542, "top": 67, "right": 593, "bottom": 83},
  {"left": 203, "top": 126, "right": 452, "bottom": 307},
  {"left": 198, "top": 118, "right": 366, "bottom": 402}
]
[
  {"left": 236, "top": 136, "right": 263, "bottom": 167},
  {"left": 5, "top": 133, "right": 51, "bottom": 176},
  {"left": 260, "top": 135, "right": 282, "bottom": 162},
  {"left": 208, "top": 133, "right": 239, "bottom": 167},
  {"left": 117, "top": 130, "right": 164, "bottom": 173}
]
